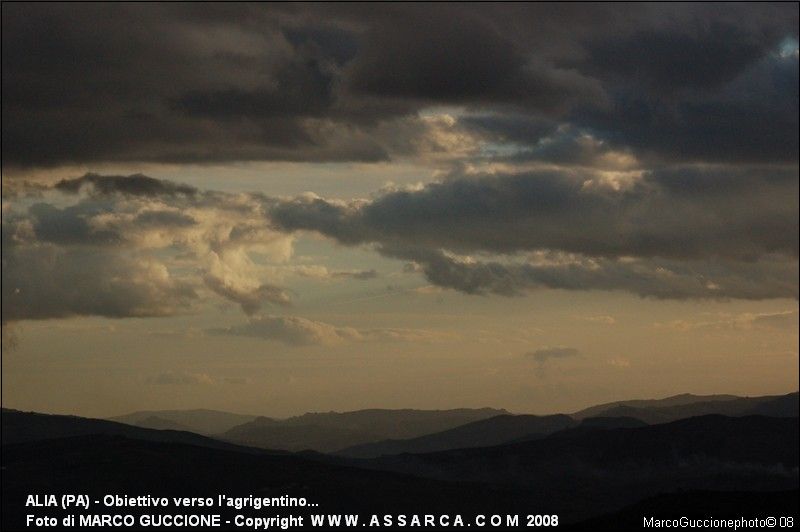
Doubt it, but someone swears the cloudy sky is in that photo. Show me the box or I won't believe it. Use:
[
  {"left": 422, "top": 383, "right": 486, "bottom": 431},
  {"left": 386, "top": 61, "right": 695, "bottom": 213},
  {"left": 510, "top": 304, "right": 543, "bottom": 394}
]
[{"left": 2, "top": 3, "right": 798, "bottom": 418}]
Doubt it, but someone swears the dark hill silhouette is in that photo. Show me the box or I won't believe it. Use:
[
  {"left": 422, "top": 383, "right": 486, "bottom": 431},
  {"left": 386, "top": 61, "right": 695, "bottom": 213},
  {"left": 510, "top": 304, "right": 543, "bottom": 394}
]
[
  {"left": 337, "top": 414, "right": 575, "bottom": 458},
  {"left": 568, "top": 489, "right": 799, "bottom": 530},
  {"left": 0, "top": 434, "right": 539, "bottom": 531},
  {"left": 576, "top": 415, "right": 648, "bottom": 429},
  {"left": 109, "top": 408, "right": 257, "bottom": 435},
  {"left": 220, "top": 408, "right": 507, "bottom": 452},
  {"left": 499, "top": 416, "right": 650, "bottom": 445},
  {"left": 131, "top": 415, "right": 192, "bottom": 431},
  {"left": 355, "top": 415, "right": 798, "bottom": 518},
  {"left": 1, "top": 409, "right": 267, "bottom": 453},
  {"left": 107, "top": 394, "right": 797, "bottom": 454},
  {"left": 749, "top": 392, "right": 800, "bottom": 417},
  {"left": 2, "top": 407, "right": 797, "bottom": 528}
]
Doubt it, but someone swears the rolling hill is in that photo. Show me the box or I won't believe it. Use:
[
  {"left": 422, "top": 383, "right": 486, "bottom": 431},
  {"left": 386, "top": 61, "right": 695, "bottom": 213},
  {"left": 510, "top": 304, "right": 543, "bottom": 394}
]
[
  {"left": 2, "top": 410, "right": 795, "bottom": 528},
  {"left": 571, "top": 392, "right": 798, "bottom": 424},
  {"left": 337, "top": 413, "right": 576, "bottom": 458},
  {"left": 220, "top": 407, "right": 508, "bottom": 452},
  {"left": 362, "top": 415, "right": 799, "bottom": 493},
  {"left": 1, "top": 409, "right": 265, "bottom": 453},
  {"left": 109, "top": 408, "right": 257, "bottom": 435}
]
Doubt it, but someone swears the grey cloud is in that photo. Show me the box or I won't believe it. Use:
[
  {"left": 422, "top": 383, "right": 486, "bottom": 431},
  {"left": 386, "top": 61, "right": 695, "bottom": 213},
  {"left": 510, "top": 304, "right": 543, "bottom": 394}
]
[
  {"left": 1, "top": 244, "right": 197, "bottom": 321},
  {"left": 459, "top": 115, "right": 558, "bottom": 146},
  {"left": 203, "top": 275, "right": 291, "bottom": 316},
  {"left": 347, "top": 10, "right": 603, "bottom": 113},
  {"left": 7, "top": 166, "right": 795, "bottom": 322},
  {"left": 527, "top": 346, "right": 580, "bottom": 364},
  {"left": 55, "top": 173, "right": 197, "bottom": 198},
  {"left": 266, "top": 163, "right": 797, "bottom": 300},
  {"left": 582, "top": 24, "right": 780, "bottom": 92},
  {"left": 210, "top": 315, "right": 362, "bottom": 346},
  {"left": 150, "top": 371, "right": 214, "bottom": 385},
  {"left": 1, "top": 4, "right": 397, "bottom": 167},
  {"left": 292, "top": 266, "right": 378, "bottom": 281},
  {"left": 133, "top": 210, "right": 197, "bottom": 228},
  {"left": 26, "top": 201, "right": 124, "bottom": 246},
  {"left": 333, "top": 269, "right": 378, "bottom": 280},
  {"left": 210, "top": 315, "right": 451, "bottom": 347},
  {"left": 658, "top": 310, "right": 799, "bottom": 332},
  {"left": 2, "top": 175, "right": 294, "bottom": 322},
  {"left": 750, "top": 311, "right": 799, "bottom": 330},
  {"left": 574, "top": 50, "right": 799, "bottom": 164},
  {"left": 380, "top": 247, "right": 798, "bottom": 301},
  {"left": 270, "top": 167, "right": 798, "bottom": 262}
]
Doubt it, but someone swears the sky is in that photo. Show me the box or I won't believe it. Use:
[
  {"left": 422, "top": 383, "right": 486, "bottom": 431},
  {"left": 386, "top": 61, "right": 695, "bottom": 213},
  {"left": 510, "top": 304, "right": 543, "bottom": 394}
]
[{"left": 2, "top": 3, "right": 798, "bottom": 418}]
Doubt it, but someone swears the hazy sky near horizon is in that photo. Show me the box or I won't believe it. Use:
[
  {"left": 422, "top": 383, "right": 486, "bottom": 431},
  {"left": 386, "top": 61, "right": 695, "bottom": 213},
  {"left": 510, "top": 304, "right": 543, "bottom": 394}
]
[{"left": 2, "top": 3, "right": 798, "bottom": 418}]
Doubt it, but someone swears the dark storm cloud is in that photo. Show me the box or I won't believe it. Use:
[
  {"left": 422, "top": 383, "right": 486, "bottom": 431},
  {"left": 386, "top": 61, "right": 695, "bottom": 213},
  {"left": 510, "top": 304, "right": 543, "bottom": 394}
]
[
  {"left": 573, "top": 50, "right": 799, "bottom": 164},
  {"left": 2, "top": 3, "right": 798, "bottom": 315},
  {"left": 377, "top": 246, "right": 798, "bottom": 301},
  {"left": 346, "top": 9, "right": 603, "bottom": 112},
  {"left": 268, "top": 165, "right": 798, "bottom": 300},
  {"left": 2, "top": 165, "right": 797, "bottom": 326},
  {"left": 335, "top": 269, "right": 378, "bottom": 281},
  {"left": 582, "top": 24, "right": 779, "bottom": 92},
  {"left": 270, "top": 167, "right": 799, "bottom": 262},
  {"left": 459, "top": 115, "right": 558, "bottom": 146},
  {"left": 55, "top": 174, "right": 197, "bottom": 198},
  {"left": 0, "top": 3, "right": 397, "bottom": 167},
  {"left": 2, "top": 3, "right": 797, "bottom": 167}
]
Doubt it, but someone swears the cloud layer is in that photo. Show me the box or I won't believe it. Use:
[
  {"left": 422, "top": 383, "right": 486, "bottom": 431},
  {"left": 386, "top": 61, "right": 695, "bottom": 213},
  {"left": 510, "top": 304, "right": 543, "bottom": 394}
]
[
  {"left": 3, "top": 4, "right": 797, "bottom": 168},
  {"left": 3, "top": 167, "right": 797, "bottom": 327},
  {"left": 2, "top": 5, "right": 798, "bottom": 326},
  {"left": 269, "top": 167, "right": 798, "bottom": 300},
  {"left": 2, "top": 174, "right": 292, "bottom": 321},
  {"left": 210, "top": 315, "right": 449, "bottom": 347}
]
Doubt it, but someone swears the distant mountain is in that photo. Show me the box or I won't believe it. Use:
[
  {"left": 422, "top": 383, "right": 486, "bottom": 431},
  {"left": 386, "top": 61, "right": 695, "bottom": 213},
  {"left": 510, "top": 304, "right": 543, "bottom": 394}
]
[
  {"left": 572, "top": 393, "right": 741, "bottom": 419},
  {"left": 337, "top": 414, "right": 575, "bottom": 458},
  {"left": 222, "top": 421, "right": 381, "bottom": 453},
  {"left": 749, "top": 392, "right": 800, "bottom": 417},
  {"left": 109, "top": 408, "right": 257, "bottom": 435},
  {"left": 129, "top": 415, "right": 192, "bottom": 431},
  {"left": 1, "top": 409, "right": 262, "bottom": 453},
  {"left": 221, "top": 408, "right": 507, "bottom": 452},
  {"left": 573, "top": 392, "right": 798, "bottom": 424},
  {"left": 337, "top": 393, "right": 798, "bottom": 459}
]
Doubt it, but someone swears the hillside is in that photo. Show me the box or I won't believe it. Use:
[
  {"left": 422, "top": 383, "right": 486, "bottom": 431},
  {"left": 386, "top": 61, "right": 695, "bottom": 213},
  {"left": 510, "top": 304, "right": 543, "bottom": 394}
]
[
  {"left": 220, "top": 408, "right": 508, "bottom": 452},
  {"left": 338, "top": 414, "right": 575, "bottom": 458},
  {"left": 1, "top": 409, "right": 264, "bottom": 453},
  {"left": 572, "top": 392, "right": 798, "bottom": 424},
  {"left": 109, "top": 408, "right": 257, "bottom": 435}
]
